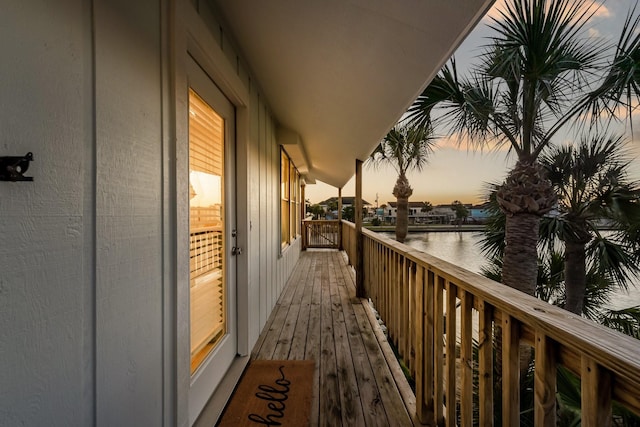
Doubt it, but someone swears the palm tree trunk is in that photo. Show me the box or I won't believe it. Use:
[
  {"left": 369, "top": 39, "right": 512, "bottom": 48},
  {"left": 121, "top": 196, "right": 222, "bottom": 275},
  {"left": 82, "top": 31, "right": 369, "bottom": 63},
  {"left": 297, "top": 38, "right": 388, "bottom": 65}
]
[
  {"left": 564, "top": 239, "right": 587, "bottom": 314},
  {"left": 395, "top": 196, "right": 409, "bottom": 243},
  {"left": 495, "top": 161, "right": 555, "bottom": 385},
  {"left": 497, "top": 160, "right": 555, "bottom": 296},
  {"left": 393, "top": 173, "right": 413, "bottom": 244},
  {"left": 502, "top": 213, "right": 540, "bottom": 295}
]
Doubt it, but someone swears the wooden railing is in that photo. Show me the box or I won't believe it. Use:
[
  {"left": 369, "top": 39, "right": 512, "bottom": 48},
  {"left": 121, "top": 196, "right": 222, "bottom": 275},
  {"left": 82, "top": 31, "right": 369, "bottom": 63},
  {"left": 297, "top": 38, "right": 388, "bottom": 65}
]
[
  {"left": 341, "top": 220, "right": 640, "bottom": 426},
  {"left": 302, "top": 220, "right": 341, "bottom": 249},
  {"left": 341, "top": 220, "right": 357, "bottom": 262}
]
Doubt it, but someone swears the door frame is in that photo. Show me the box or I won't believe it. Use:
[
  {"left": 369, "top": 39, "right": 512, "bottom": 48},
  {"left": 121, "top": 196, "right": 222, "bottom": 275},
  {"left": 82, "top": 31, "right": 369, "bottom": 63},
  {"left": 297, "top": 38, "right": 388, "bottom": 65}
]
[
  {"left": 175, "top": 7, "right": 253, "bottom": 424},
  {"left": 186, "top": 56, "right": 238, "bottom": 424}
]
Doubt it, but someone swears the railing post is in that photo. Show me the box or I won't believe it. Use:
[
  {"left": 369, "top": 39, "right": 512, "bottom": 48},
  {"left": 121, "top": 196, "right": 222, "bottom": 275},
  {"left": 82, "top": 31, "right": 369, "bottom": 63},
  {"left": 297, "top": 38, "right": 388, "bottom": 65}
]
[
  {"left": 338, "top": 187, "right": 343, "bottom": 222},
  {"left": 302, "top": 220, "right": 307, "bottom": 250},
  {"left": 338, "top": 188, "right": 343, "bottom": 250},
  {"left": 301, "top": 182, "right": 306, "bottom": 220},
  {"left": 355, "top": 159, "right": 365, "bottom": 297}
]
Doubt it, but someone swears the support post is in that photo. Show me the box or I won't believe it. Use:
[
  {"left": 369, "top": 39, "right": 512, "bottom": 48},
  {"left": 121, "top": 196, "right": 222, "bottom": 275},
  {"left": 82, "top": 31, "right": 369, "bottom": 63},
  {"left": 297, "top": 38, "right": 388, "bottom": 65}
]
[
  {"left": 301, "top": 183, "right": 307, "bottom": 250},
  {"left": 355, "top": 159, "right": 365, "bottom": 297},
  {"left": 338, "top": 187, "right": 343, "bottom": 250},
  {"left": 301, "top": 183, "right": 306, "bottom": 219}
]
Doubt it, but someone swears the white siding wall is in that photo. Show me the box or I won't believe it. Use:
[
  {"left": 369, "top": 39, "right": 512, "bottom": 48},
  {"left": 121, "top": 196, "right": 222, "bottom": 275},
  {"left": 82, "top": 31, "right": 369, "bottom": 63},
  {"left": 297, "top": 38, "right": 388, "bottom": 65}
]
[
  {"left": 94, "top": 0, "right": 165, "bottom": 425},
  {"left": 0, "top": 0, "right": 300, "bottom": 426},
  {"left": 0, "top": 3, "right": 91, "bottom": 425}
]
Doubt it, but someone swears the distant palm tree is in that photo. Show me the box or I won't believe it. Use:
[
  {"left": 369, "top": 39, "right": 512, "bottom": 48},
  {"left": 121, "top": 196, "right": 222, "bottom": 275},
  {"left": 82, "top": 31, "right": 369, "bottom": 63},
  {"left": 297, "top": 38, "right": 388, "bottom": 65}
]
[
  {"left": 368, "top": 123, "right": 436, "bottom": 242},
  {"left": 540, "top": 134, "right": 640, "bottom": 314},
  {"left": 407, "top": 0, "right": 640, "bottom": 298},
  {"left": 451, "top": 200, "right": 469, "bottom": 226}
]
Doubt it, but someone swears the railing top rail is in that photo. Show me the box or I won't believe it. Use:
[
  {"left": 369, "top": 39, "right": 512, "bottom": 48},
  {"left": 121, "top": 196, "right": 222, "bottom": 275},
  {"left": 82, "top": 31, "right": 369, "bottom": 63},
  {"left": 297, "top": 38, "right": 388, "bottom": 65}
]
[
  {"left": 341, "top": 219, "right": 356, "bottom": 229},
  {"left": 303, "top": 219, "right": 340, "bottom": 223},
  {"left": 358, "top": 225, "right": 640, "bottom": 387}
]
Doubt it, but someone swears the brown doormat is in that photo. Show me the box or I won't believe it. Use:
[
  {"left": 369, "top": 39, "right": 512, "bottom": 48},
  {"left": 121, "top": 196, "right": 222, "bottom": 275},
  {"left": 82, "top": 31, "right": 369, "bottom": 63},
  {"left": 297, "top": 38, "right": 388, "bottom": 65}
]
[{"left": 217, "top": 360, "right": 315, "bottom": 427}]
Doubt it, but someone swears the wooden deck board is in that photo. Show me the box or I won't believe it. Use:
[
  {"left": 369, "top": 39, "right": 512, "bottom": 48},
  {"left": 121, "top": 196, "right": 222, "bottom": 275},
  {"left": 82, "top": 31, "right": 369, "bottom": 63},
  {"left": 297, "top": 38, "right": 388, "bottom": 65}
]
[
  {"left": 251, "top": 250, "right": 414, "bottom": 426},
  {"left": 335, "top": 254, "right": 389, "bottom": 427},
  {"left": 328, "top": 252, "right": 366, "bottom": 425},
  {"left": 319, "top": 252, "right": 342, "bottom": 426}
]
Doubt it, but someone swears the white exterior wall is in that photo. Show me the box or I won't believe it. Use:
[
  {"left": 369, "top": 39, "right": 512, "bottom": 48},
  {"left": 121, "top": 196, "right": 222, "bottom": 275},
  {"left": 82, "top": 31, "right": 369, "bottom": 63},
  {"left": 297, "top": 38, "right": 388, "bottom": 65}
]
[{"left": 0, "top": 1, "right": 300, "bottom": 425}]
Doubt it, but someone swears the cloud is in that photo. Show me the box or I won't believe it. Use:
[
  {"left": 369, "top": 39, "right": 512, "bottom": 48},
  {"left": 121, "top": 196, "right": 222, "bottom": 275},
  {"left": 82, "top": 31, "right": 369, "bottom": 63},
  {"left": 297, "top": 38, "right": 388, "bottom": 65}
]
[
  {"left": 435, "top": 133, "right": 511, "bottom": 153},
  {"left": 483, "top": 0, "right": 611, "bottom": 24},
  {"left": 582, "top": 99, "right": 640, "bottom": 122},
  {"left": 588, "top": 28, "right": 601, "bottom": 38}
]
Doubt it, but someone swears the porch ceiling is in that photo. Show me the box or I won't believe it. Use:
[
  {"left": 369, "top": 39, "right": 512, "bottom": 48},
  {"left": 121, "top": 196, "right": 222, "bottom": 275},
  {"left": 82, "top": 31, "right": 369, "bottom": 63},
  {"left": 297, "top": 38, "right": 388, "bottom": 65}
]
[{"left": 212, "top": 0, "right": 494, "bottom": 188}]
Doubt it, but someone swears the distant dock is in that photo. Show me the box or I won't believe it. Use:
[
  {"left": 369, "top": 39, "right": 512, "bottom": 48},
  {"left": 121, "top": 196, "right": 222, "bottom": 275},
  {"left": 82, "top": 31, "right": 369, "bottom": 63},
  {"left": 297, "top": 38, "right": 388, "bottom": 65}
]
[{"left": 366, "top": 224, "right": 486, "bottom": 233}]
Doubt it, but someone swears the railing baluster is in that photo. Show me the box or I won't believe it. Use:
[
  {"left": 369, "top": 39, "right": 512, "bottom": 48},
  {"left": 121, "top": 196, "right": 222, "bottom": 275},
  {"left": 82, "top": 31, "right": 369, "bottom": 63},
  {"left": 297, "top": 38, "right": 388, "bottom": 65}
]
[
  {"left": 534, "top": 332, "right": 556, "bottom": 427},
  {"left": 460, "top": 290, "right": 473, "bottom": 427},
  {"left": 415, "top": 265, "right": 428, "bottom": 423},
  {"left": 408, "top": 260, "right": 416, "bottom": 374},
  {"left": 502, "top": 314, "right": 520, "bottom": 427},
  {"left": 364, "top": 237, "right": 370, "bottom": 295},
  {"left": 478, "top": 300, "right": 494, "bottom": 427},
  {"left": 434, "top": 275, "right": 445, "bottom": 425},
  {"left": 581, "top": 356, "right": 612, "bottom": 427},
  {"left": 393, "top": 252, "right": 401, "bottom": 348},
  {"left": 385, "top": 248, "right": 391, "bottom": 342},
  {"left": 421, "top": 269, "right": 435, "bottom": 424},
  {"left": 401, "top": 254, "right": 405, "bottom": 355},
  {"left": 371, "top": 240, "right": 377, "bottom": 305},
  {"left": 445, "top": 281, "right": 457, "bottom": 425},
  {"left": 384, "top": 246, "right": 389, "bottom": 329},
  {"left": 401, "top": 255, "right": 409, "bottom": 365}
]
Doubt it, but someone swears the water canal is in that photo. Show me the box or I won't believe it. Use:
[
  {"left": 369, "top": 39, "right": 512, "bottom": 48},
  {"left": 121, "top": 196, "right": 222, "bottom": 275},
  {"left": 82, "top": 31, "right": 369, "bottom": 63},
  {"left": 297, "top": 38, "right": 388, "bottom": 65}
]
[{"left": 378, "top": 231, "right": 640, "bottom": 311}]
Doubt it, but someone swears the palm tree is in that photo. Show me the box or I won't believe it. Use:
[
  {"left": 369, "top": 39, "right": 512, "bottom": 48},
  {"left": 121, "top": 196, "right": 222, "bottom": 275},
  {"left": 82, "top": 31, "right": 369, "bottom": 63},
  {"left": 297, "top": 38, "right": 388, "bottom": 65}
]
[
  {"left": 540, "top": 134, "right": 640, "bottom": 313},
  {"left": 480, "top": 135, "right": 640, "bottom": 316},
  {"left": 368, "top": 123, "right": 436, "bottom": 242},
  {"left": 451, "top": 200, "right": 469, "bottom": 226},
  {"left": 406, "top": 0, "right": 640, "bottom": 298}
]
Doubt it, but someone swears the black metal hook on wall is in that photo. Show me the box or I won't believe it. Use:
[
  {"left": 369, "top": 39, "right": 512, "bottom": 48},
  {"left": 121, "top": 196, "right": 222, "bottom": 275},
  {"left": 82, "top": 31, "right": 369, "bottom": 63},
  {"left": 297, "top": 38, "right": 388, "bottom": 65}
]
[{"left": 0, "top": 152, "right": 34, "bottom": 181}]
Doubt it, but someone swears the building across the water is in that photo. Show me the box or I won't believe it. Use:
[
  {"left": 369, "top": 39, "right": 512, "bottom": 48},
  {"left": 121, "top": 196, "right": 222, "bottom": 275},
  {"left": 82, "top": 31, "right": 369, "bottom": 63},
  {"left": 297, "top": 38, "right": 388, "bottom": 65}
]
[{"left": 382, "top": 202, "right": 490, "bottom": 224}]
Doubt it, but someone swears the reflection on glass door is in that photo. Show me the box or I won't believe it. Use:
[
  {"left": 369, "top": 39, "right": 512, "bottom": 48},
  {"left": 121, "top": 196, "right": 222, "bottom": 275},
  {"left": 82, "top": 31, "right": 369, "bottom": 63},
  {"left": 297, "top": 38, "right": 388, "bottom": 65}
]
[{"left": 189, "top": 88, "right": 226, "bottom": 374}]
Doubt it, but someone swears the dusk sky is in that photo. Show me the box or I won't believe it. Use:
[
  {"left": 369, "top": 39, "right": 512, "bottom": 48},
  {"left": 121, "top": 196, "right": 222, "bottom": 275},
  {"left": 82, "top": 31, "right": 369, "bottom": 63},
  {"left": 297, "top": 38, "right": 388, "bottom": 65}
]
[{"left": 306, "top": 0, "right": 640, "bottom": 206}]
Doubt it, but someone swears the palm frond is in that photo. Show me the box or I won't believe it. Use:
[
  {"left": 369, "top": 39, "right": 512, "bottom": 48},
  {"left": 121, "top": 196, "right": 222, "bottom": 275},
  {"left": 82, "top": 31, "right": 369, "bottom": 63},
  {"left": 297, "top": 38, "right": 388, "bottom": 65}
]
[
  {"left": 599, "top": 305, "right": 640, "bottom": 339},
  {"left": 405, "top": 59, "right": 466, "bottom": 131},
  {"left": 587, "top": 234, "right": 638, "bottom": 291},
  {"left": 580, "top": 5, "right": 640, "bottom": 127},
  {"left": 476, "top": 182, "right": 506, "bottom": 258},
  {"left": 367, "top": 123, "right": 437, "bottom": 175},
  {"left": 581, "top": 268, "right": 617, "bottom": 320},
  {"left": 485, "top": 0, "right": 607, "bottom": 155}
]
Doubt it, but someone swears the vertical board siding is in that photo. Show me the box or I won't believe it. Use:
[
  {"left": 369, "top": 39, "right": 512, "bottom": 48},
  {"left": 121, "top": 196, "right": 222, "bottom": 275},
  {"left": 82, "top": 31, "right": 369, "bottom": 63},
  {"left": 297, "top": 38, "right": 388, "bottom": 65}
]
[
  {"left": 267, "top": 112, "right": 275, "bottom": 312},
  {"left": 258, "top": 99, "right": 267, "bottom": 328},
  {"left": 0, "top": 1, "right": 91, "bottom": 425},
  {"left": 94, "top": 0, "right": 163, "bottom": 425},
  {"left": 247, "top": 81, "right": 261, "bottom": 347},
  {"left": 197, "top": 8, "right": 303, "bottom": 342}
]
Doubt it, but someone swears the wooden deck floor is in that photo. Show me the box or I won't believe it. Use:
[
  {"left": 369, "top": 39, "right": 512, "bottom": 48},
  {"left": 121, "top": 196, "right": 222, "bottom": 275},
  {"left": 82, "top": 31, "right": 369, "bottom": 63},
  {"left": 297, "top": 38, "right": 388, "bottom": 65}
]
[{"left": 251, "top": 250, "right": 415, "bottom": 427}]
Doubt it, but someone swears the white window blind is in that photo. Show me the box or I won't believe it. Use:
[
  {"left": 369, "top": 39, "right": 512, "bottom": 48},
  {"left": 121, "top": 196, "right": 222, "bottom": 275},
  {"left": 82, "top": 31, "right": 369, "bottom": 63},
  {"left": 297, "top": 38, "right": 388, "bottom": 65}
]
[{"left": 189, "top": 88, "right": 226, "bottom": 369}]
